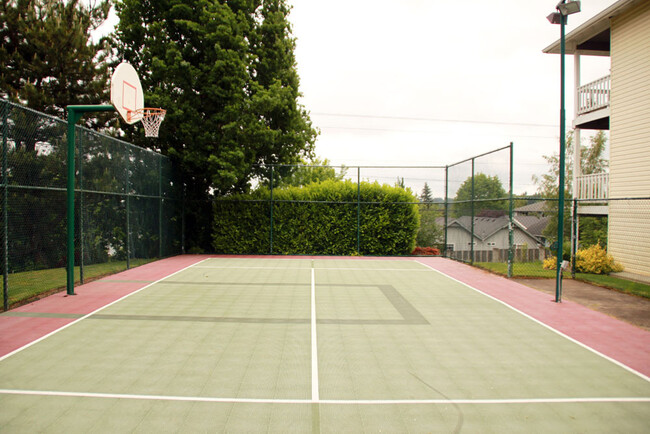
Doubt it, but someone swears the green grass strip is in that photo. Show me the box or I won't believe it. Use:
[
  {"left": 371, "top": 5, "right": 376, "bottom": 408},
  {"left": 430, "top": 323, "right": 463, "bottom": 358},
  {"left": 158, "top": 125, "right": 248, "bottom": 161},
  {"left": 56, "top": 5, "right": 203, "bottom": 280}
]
[
  {"left": 2, "top": 259, "right": 156, "bottom": 308},
  {"left": 474, "top": 261, "right": 650, "bottom": 299}
]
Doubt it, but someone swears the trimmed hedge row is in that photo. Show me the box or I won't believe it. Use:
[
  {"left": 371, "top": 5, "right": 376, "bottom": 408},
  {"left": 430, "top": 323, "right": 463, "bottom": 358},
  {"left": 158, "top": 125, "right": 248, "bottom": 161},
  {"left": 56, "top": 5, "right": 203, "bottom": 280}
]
[{"left": 212, "top": 179, "right": 420, "bottom": 255}]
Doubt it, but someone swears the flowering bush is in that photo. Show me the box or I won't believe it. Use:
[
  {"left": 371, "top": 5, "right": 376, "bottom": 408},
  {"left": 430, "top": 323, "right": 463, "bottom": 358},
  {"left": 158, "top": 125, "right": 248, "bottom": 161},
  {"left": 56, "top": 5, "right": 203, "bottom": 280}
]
[
  {"left": 542, "top": 244, "right": 623, "bottom": 274},
  {"left": 575, "top": 243, "right": 623, "bottom": 274},
  {"left": 412, "top": 246, "right": 441, "bottom": 256},
  {"left": 543, "top": 256, "right": 557, "bottom": 270}
]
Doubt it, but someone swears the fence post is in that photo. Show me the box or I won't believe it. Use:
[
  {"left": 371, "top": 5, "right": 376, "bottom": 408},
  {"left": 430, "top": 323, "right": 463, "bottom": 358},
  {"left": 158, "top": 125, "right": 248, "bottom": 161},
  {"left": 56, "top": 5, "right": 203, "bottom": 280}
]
[
  {"left": 508, "top": 142, "right": 514, "bottom": 278},
  {"left": 158, "top": 156, "right": 162, "bottom": 258},
  {"left": 181, "top": 181, "right": 186, "bottom": 254},
  {"left": 571, "top": 198, "right": 578, "bottom": 278},
  {"left": 2, "top": 102, "right": 8, "bottom": 310},
  {"left": 126, "top": 147, "right": 131, "bottom": 270},
  {"left": 78, "top": 130, "right": 84, "bottom": 285},
  {"left": 357, "top": 166, "right": 361, "bottom": 254},
  {"left": 444, "top": 165, "right": 448, "bottom": 258},
  {"left": 269, "top": 166, "right": 274, "bottom": 254},
  {"left": 470, "top": 158, "right": 475, "bottom": 264}
]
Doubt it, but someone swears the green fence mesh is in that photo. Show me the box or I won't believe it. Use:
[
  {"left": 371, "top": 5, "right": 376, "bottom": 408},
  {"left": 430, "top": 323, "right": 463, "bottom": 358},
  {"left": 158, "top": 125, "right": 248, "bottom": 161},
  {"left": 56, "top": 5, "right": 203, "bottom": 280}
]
[{"left": 1, "top": 100, "right": 181, "bottom": 309}]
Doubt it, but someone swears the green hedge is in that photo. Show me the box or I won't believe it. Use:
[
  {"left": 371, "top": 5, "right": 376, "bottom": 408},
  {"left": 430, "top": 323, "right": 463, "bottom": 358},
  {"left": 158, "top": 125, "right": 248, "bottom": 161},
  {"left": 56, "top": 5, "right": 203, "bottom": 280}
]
[{"left": 212, "top": 179, "right": 420, "bottom": 255}]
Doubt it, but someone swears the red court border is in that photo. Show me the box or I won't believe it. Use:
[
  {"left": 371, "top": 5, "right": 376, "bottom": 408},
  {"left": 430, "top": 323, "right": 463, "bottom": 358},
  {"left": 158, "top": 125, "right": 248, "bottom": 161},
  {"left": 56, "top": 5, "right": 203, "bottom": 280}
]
[{"left": 1, "top": 255, "right": 648, "bottom": 379}]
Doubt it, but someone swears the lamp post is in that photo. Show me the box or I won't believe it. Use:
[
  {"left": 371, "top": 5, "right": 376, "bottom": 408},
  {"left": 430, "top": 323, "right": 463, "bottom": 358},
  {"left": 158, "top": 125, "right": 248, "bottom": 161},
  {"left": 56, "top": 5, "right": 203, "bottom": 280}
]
[{"left": 547, "top": 0, "right": 580, "bottom": 303}]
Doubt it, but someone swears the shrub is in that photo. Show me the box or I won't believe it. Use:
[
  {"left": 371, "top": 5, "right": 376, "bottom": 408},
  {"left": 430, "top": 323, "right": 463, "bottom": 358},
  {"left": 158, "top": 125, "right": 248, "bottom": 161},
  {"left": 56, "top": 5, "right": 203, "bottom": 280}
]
[
  {"left": 543, "top": 244, "right": 624, "bottom": 275},
  {"left": 412, "top": 247, "right": 441, "bottom": 256},
  {"left": 543, "top": 256, "right": 557, "bottom": 270},
  {"left": 575, "top": 243, "right": 623, "bottom": 275},
  {"left": 212, "top": 179, "right": 420, "bottom": 255}
]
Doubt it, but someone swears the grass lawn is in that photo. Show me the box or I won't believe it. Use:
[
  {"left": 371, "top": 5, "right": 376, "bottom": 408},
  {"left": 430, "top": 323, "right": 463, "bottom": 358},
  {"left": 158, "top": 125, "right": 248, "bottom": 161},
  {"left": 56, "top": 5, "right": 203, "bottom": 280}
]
[
  {"left": 2, "top": 259, "right": 156, "bottom": 308},
  {"left": 475, "top": 261, "right": 650, "bottom": 299}
]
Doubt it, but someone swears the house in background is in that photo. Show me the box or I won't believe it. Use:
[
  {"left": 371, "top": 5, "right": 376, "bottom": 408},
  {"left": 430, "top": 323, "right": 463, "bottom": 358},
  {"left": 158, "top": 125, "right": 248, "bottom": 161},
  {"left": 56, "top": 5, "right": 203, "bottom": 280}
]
[
  {"left": 543, "top": 0, "right": 650, "bottom": 278},
  {"left": 438, "top": 214, "right": 549, "bottom": 263}
]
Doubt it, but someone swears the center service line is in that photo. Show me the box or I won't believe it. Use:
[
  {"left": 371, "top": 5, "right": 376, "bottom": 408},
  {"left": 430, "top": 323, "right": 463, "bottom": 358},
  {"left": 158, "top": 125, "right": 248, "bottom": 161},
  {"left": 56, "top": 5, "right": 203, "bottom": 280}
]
[{"left": 311, "top": 262, "right": 319, "bottom": 402}]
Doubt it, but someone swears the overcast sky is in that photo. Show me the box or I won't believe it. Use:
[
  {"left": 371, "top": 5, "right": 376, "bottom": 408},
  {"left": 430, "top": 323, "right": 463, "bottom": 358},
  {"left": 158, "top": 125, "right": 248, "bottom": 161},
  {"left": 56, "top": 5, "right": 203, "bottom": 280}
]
[
  {"left": 285, "top": 0, "right": 615, "bottom": 196},
  {"left": 95, "top": 0, "right": 616, "bottom": 197}
]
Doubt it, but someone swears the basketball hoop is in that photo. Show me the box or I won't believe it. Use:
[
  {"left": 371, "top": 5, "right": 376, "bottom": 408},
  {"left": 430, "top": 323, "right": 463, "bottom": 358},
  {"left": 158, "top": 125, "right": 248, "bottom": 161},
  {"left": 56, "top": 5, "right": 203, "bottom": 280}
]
[{"left": 127, "top": 108, "right": 166, "bottom": 138}]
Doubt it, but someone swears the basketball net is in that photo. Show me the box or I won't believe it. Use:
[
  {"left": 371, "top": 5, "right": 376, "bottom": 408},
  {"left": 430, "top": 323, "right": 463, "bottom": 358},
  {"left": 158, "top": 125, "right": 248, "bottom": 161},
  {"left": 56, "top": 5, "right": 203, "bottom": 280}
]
[{"left": 128, "top": 108, "right": 166, "bottom": 138}]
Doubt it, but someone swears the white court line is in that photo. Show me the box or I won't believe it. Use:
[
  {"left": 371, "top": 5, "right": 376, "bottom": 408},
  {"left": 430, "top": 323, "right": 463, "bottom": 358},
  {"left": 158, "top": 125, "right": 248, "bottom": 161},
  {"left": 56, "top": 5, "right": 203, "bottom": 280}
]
[
  {"left": 311, "top": 264, "right": 319, "bottom": 401},
  {"left": 416, "top": 260, "right": 650, "bottom": 383},
  {"left": 194, "top": 266, "right": 428, "bottom": 272},
  {"left": 0, "top": 258, "right": 210, "bottom": 363},
  {"left": 0, "top": 389, "right": 648, "bottom": 405},
  {"left": 193, "top": 266, "right": 311, "bottom": 270}
]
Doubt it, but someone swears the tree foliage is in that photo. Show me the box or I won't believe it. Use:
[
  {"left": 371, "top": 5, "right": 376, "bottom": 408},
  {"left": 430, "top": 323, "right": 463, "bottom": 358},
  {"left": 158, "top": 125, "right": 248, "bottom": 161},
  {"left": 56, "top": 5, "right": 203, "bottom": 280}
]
[
  {"left": 452, "top": 173, "right": 507, "bottom": 217},
  {"left": 113, "top": 0, "right": 317, "bottom": 194},
  {"left": 270, "top": 157, "right": 347, "bottom": 188},
  {"left": 532, "top": 130, "right": 609, "bottom": 198},
  {"left": 113, "top": 0, "right": 317, "bottom": 250},
  {"left": 0, "top": 0, "right": 112, "bottom": 131},
  {"left": 419, "top": 182, "right": 433, "bottom": 207},
  {"left": 533, "top": 131, "right": 609, "bottom": 244}
]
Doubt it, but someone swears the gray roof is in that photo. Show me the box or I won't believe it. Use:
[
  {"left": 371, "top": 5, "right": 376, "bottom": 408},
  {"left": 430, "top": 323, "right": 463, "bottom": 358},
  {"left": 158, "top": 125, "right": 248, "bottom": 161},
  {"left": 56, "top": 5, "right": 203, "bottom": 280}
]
[
  {"left": 513, "top": 215, "right": 551, "bottom": 238},
  {"left": 437, "top": 215, "right": 548, "bottom": 242},
  {"left": 514, "top": 201, "right": 547, "bottom": 214}
]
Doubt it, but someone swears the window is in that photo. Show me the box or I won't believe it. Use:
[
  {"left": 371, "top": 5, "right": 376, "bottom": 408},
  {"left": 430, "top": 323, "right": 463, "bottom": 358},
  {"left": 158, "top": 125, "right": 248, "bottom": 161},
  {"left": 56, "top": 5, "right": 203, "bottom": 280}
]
[
  {"left": 487, "top": 242, "right": 496, "bottom": 247},
  {"left": 446, "top": 244, "right": 454, "bottom": 251}
]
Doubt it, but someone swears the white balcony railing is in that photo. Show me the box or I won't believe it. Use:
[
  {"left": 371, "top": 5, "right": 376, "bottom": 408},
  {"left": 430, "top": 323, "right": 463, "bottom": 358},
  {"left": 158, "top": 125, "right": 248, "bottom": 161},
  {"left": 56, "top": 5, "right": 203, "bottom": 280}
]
[
  {"left": 577, "top": 75, "right": 610, "bottom": 115},
  {"left": 577, "top": 172, "right": 609, "bottom": 200}
]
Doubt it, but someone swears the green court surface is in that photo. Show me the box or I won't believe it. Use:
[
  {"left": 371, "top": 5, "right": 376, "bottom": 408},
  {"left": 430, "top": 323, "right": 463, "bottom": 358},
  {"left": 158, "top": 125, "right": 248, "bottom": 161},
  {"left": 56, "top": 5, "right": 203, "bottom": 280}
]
[{"left": 1, "top": 258, "right": 648, "bottom": 432}]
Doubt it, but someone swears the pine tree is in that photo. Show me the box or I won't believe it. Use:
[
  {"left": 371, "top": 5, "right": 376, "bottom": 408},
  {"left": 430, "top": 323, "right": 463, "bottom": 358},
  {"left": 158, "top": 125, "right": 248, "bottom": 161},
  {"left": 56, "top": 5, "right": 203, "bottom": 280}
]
[
  {"left": 0, "top": 0, "right": 111, "bottom": 132},
  {"left": 420, "top": 182, "right": 433, "bottom": 208}
]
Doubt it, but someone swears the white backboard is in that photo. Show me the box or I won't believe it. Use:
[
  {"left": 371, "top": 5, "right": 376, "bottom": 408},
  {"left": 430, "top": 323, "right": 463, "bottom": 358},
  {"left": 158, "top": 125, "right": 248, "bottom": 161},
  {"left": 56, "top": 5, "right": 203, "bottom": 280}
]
[{"left": 110, "top": 62, "right": 144, "bottom": 124}]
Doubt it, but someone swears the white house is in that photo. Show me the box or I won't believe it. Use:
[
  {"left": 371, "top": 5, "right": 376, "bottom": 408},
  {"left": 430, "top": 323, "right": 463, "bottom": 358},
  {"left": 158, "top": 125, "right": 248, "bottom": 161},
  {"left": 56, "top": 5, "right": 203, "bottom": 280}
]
[{"left": 439, "top": 215, "right": 548, "bottom": 263}]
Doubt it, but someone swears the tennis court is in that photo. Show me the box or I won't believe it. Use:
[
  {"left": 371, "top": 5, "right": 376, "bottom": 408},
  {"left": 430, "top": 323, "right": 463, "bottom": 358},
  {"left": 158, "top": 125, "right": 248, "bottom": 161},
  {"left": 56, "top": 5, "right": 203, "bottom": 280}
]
[{"left": 1, "top": 256, "right": 649, "bottom": 432}]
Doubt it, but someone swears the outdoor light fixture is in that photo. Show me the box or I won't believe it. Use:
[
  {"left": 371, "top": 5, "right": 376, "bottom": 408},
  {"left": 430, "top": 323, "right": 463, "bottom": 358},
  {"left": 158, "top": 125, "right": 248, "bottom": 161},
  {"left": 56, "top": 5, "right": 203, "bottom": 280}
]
[
  {"left": 546, "top": 12, "right": 562, "bottom": 24},
  {"left": 547, "top": 0, "right": 580, "bottom": 303},
  {"left": 558, "top": 0, "right": 581, "bottom": 16}
]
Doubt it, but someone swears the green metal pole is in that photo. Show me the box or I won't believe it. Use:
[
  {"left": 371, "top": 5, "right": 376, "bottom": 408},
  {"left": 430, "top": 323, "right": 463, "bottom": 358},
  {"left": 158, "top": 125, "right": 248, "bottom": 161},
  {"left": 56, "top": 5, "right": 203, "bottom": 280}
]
[
  {"left": 181, "top": 181, "right": 186, "bottom": 254},
  {"left": 2, "top": 102, "right": 8, "bottom": 310},
  {"left": 78, "top": 129, "right": 84, "bottom": 285},
  {"left": 508, "top": 142, "right": 514, "bottom": 277},
  {"left": 444, "top": 166, "right": 448, "bottom": 258},
  {"left": 126, "top": 149, "right": 131, "bottom": 270},
  {"left": 66, "top": 105, "right": 114, "bottom": 296},
  {"left": 470, "top": 158, "right": 475, "bottom": 264},
  {"left": 571, "top": 198, "right": 578, "bottom": 278},
  {"left": 555, "top": 14, "right": 567, "bottom": 303},
  {"left": 269, "top": 166, "right": 274, "bottom": 254},
  {"left": 357, "top": 166, "right": 361, "bottom": 254},
  {"left": 66, "top": 109, "right": 81, "bottom": 296},
  {"left": 158, "top": 156, "right": 162, "bottom": 258}
]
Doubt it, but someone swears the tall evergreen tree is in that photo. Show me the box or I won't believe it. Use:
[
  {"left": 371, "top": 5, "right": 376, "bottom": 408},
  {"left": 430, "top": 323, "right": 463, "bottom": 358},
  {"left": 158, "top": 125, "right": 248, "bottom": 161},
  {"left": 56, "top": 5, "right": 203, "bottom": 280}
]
[
  {"left": 0, "top": 0, "right": 112, "bottom": 131},
  {"left": 113, "top": 0, "right": 317, "bottom": 250},
  {"left": 420, "top": 182, "right": 433, "bottom": 208}
]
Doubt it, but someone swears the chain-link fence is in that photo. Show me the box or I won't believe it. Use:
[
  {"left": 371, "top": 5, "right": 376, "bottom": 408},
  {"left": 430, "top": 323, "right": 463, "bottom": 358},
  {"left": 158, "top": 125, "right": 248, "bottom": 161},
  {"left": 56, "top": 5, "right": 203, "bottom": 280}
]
[
  {"left": 212, "top": 164, "right": 448, "bottom": 256},
  {"left": 1, "top": 100, "right": 182, "bottom": 310},
  {"left": 211, "top": 144, "right": 518, "bottom": 261}
]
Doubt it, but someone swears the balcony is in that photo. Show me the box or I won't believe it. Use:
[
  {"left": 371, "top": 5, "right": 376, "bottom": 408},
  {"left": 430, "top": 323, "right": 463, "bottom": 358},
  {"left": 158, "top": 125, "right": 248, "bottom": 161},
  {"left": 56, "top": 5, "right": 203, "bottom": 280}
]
[
  {"left": 576, "top": 172, "right": 608, "bottom": 215},
  {"left": 575, "top": 75, "right": 610, "bottom": 130}
]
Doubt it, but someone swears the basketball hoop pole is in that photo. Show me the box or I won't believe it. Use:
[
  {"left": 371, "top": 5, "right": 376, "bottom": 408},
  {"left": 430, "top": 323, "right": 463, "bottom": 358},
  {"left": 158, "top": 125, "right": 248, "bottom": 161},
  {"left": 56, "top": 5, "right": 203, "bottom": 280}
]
[{"left": 66, "top": 105, "right": 115, "bottom": 296}]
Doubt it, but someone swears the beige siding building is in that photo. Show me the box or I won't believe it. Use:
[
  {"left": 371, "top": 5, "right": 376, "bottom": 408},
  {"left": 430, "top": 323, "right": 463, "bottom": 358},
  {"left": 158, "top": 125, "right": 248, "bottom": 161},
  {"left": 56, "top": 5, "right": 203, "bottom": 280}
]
[{"left": 544, "top": 0, "right": 650, "bottom": 278}]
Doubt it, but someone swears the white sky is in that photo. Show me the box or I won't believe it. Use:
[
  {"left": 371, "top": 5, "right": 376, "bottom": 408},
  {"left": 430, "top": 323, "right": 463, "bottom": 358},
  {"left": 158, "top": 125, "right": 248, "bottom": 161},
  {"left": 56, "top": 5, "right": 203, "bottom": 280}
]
[
  {"left": 94, "top": 0, "right": 616, "bottom": 197},
  {"left": 286, "top": 0, "right": 615, "bottom": 196}
]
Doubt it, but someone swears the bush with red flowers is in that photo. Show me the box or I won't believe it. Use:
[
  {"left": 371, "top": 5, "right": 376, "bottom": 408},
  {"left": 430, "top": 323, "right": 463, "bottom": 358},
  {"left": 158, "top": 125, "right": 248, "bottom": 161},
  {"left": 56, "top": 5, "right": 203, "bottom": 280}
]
[{"left": 411, "top": 246, "right": 441, "bottom": 256}]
